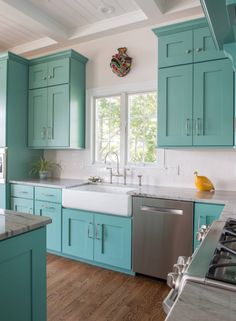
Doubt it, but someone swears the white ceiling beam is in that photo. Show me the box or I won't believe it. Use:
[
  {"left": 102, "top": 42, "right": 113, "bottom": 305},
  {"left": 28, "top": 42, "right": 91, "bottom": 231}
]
[
  {"left": 9, "top": 37, "right": 58, "bottom": 55},
  {"left": 134, "top": 0, "right": 165, "bottom": 20},
  {"left": 0, "top": 0, "right": 69, "bottom": 41},
  {"left": 165, "top": 0, "right": 201, "bottom": 14},
  {"left": 70, "top": 10, "right": 148, "bottom": 40}
]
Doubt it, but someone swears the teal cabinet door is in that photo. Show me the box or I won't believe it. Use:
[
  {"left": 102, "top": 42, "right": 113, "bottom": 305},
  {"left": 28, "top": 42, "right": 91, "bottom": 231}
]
[
  {"left": 35, "top": 201, "right": 61, "bottom": 252},
  {"left": 29, "top": 63, "right": 47, "bottom": 89},
  {"left": 194, "top": 202, "right": 224, "bottom": 250},
  {"left": 193, "top": 27, "right": 225, "bottom": 62},
  {"left": 62, "top": 209, "right": 93, "bottom": 260},
  {"left": 158, "top": 64, "right": 193, "bottom": 147},
  {"left": 47, "top": 84, "right": 69, "bottom": 147},
  {"left": 158, "top": 30, "right": 192, "bottom": 68},
  {"left": 94, "top": 214, "right": 131, "bottom": 270},
  {"left": 0, "top": 61, "right": 7, "bottom": 147},
  {"left": 0, "top": 227, "right": 46, "bottom": 321},
  {"left": 28, "top": 88, "right": 48, "bottom": 147},
  {"left": 47, "top": 58, "right": 69, "bottom": 87},
  {"left": 11, "top": 197, "right": 34, "bottom": 214},
  {"left": 193, "top": 59, "right": 234, "bottom": 146}
]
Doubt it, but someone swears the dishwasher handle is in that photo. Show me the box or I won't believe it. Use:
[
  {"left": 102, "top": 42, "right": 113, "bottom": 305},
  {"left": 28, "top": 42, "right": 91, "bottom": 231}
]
[{"left": 140, "top": 205, "right": 183, "bottom": 215}]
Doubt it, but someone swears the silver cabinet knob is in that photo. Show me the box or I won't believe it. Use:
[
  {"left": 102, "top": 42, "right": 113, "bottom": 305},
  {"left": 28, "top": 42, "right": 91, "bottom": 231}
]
[
  {"left": 167, "top": 272, "right": 179, "bottom": 289},
  {"left": 48, "top": 75, "right": 53, "bottom": 79},
  {"left": 173, "top": 263, "right": 184, "bottom": 274},
  {"left": 195, "top": 48, "right": 203, "bottom": 52},
  {"left": 185, "top": 49, "right": 192, "bottom": 54},
  {"left": 177, "top": 256, "right": 188, "bottom": 265},
  {"left": 43, "top": 76, "right": 47, "bottom": 80}
]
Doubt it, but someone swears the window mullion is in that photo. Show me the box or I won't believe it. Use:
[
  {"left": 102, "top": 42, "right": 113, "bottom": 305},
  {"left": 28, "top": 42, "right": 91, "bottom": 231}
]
[{"left": 120, "top": 92, "right": 127, "bottom": 167}]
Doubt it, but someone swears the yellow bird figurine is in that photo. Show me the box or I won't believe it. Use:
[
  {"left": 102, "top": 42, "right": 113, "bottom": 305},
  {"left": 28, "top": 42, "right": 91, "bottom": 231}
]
[{"left": 194, "top": 171, "right": 215, "bottom": 192}]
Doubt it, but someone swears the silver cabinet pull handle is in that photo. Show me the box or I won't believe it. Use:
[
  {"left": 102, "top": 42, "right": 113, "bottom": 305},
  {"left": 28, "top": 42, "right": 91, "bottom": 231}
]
[
  {"left": 42, "top": 193, "right": 54, "bottom": 197},
  {"left": 95, "top": 224, "right": 101, "bottom": 240},
  {"left": 196, "top": 118, "right": 201, "bottom": 136},
  {"left": 43, "top": 206, "right": 55, "bottom": 210},
  {"left": 68, "top": 218, "right": 71, "bottom": 246},
  {"left": 47, "top": 126, "right": 52, "bottom": 140},
  {"left": 141, "top": 206, "right": 183, "bottom": 215},
  {"left": 185, "top": 49, "right": 192, "bottom": 54},
  {"left": 20, "top": 191, "right": 28, "bottom": 194},
  {"left": 185, "top": 118, "right": 190, "bottom": 136},
  {"left": 95, "top": 224, "right": 104, "bottom": 253},
  {"left": 41, "top": 127, "right": 47, "bottom": 140},
  {"left": 88, "top": 222, "right": 94, "bottom": 239}
]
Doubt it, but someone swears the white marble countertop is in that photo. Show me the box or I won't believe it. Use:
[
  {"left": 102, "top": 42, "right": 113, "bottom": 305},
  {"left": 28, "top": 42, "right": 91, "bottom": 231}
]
[
  {"left": 9, "top": 178, "right": 86, "bottom": 188},
  {"left": 9, "top": 180, "right": 236, "bottom": 220},
  {"left": 0, "top": 209, "right": 51, "bottom": 241},
  {"left": 166, "top": 281, "right": 236, "bottom": 321},
  {"left": 129, "top": 185, "right": 236, "bottom": 221}
]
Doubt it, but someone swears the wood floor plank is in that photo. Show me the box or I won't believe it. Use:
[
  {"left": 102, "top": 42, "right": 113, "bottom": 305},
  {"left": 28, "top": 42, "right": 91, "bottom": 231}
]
[{"left": 47, "top": 254, "right": 169, "bottom": 321}]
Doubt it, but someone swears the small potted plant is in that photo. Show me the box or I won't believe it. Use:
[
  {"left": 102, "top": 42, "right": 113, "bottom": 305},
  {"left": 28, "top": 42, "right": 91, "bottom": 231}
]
[{"left": 30, "top": 157, "right": 61, "bottom": 179}]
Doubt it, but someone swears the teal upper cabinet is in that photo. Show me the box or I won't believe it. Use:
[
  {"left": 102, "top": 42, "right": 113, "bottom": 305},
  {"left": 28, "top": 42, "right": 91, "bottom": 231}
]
[
  {"left": 0, "top": 60, "right": 7, "bottom": 147},
  {"left": 154, "top": 18, "right": 233, "bottom": 148},
  {"left": 193, "top": 27, "right": 225, "bottom": 62},
  {"left": 158, "top": 64, "right": 193, "bottom": 146},
  {"left": 0, "top": 52, "right": 42, "bottom": 180},
  {"left": 28, "top": 50, "right": 88, "bottom": 149},
  {"left": 29, "top": 85, "right": 70, "bottom": 148},
  {"left": 29, "top": 63, "right": 48, "bottom": 89},
  {"left": 28, "top": 88, "right": 48, "bottom": 147},
  {"left": 158, "top": 59, "right": 233, "bottom": 147},
  {"left": 29, "top": 58, "right": 69, "bottom": 89},
  {"left": 193, "top": 59, "right": 233, "bottom": 146},
  {"left": 154, "top": 18, "right": 225, "bottom": 68},
  {"left": 158, "top": 30, "right": 193, "bottom": 68}
]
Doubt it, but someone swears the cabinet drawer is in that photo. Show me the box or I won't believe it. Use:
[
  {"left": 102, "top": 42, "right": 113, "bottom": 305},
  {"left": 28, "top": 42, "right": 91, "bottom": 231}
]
[
  {"left": 47, "top": 58, "right": 69, "bottom": 87},
  {"left": 35, "top": 187, "right": 61, "bottom": 203},
  {"left": 11, "top": 197, "right": 34, "bottom": 214},
  {"left": 158, "top": 30, "right": 193, "bottom": 68},
  {"left": 11, "top": 184, "right": 34, "bottom": 199}
]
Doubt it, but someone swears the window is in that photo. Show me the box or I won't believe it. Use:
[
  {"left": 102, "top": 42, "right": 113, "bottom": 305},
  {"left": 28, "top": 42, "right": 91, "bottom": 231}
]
[
  {"left": 128, "top": 92, "right": 157, "bottom": 164},
  {"left": 93, "top": 91, "right": 157, "bottom": 166}
]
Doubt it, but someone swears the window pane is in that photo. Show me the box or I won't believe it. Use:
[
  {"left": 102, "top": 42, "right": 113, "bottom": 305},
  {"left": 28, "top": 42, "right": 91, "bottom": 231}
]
[
  {"left": 128, "top": 92, "right": 157, "bottom": 164},
  {"left": 95, "top": 96, "right": 121, "bottom": 162}
]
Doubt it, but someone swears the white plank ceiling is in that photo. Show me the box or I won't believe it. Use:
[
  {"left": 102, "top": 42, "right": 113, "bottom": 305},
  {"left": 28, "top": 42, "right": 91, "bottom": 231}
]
[{"left": 0, "top": 0, "right": 202, "bottom": 55}]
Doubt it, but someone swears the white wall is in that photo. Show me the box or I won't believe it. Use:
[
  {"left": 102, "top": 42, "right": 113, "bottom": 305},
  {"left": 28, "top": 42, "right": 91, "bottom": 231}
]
[{"left": 44, "top": 25, "right": 236, "bottom": 191}]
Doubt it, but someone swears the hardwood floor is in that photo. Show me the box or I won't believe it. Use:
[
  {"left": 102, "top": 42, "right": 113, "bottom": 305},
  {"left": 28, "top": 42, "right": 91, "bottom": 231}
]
[{"left": 47, "top": 254, "right": 169, "bottom": 321}]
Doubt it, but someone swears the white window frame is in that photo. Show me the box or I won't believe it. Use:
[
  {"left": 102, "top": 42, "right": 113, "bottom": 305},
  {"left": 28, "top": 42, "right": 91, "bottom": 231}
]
[{"left": 87, "top": 81, "right": 164, "bottom": 169}]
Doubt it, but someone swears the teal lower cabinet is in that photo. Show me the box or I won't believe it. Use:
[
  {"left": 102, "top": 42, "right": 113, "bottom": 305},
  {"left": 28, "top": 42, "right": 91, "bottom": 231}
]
[
  {"left": 35, "top": 200, "right": 62, "bottom": 252},
  {"left": 10, "top": 184, "right": 62, "bottom": 253},
  {"left": 0, "top": 227, "right": 47, "bottom": 321},
  {"left": 62, "top": 208, "right": 132, "bottom": 272},
  {"left": 11, "top": 197, "right": 34, "bottom": 214},
  {"left": 94, "top": 214, "right": 131, "bottom": 270},
  {"left": 62, "top": 209, "right": 93, "bottom": 260},
  {"left": 194, "top": 202, "right": 224, "bottom": 250}
]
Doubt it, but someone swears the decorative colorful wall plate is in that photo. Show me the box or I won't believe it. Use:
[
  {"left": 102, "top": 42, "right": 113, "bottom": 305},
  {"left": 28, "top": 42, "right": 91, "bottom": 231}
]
[{"left": 110, "top": 47, "right": 132, "bottom": 77}]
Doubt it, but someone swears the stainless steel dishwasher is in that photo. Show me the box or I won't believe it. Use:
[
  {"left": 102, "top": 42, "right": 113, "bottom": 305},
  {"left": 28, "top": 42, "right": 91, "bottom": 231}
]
[{"left": 132, "top": 197, "right": 193, "bottom": 279}]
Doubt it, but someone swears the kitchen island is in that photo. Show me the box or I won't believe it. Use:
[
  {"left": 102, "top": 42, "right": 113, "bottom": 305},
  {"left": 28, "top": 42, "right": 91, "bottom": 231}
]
[{"left": 0, "top": 209, "right": 51, "bottom": 321}]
